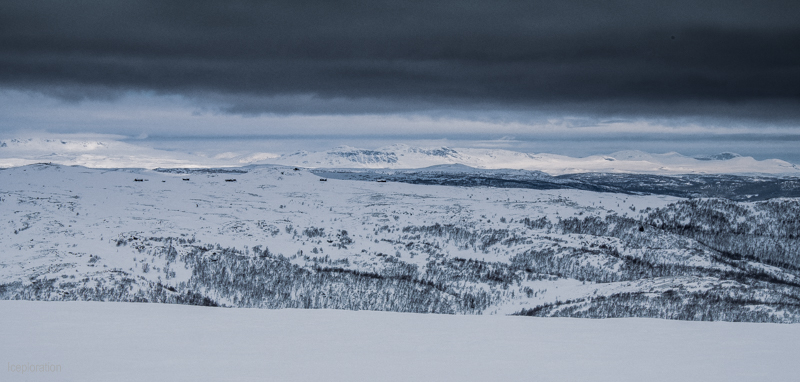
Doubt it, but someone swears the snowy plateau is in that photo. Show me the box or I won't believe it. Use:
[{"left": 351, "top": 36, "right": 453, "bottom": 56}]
[{"left": 2, "top": 139, "right": 800, "bottom": 381}]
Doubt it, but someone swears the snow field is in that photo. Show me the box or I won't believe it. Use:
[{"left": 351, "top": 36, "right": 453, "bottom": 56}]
[{"left": 2, "top": 300, "right": 799, "bottom": 382}]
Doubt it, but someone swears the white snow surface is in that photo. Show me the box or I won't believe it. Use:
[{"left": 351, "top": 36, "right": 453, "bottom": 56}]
[
  {"left": 2, "top": 138, "right": 799, "bottom": 175},
  {"left": 2, "top": 300, "right": 798, "bottom": 382}
]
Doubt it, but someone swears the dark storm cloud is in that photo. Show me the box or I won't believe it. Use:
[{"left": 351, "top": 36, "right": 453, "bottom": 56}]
[{"left": 1, "top": 0, "right": 799, "bottom": 120}]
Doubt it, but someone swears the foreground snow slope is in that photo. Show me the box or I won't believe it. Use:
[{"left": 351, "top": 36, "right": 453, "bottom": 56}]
[{"left": 2, "top": 300, "right": 799, "bottom": 382}]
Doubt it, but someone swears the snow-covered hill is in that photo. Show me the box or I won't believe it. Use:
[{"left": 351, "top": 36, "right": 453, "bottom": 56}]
[
  {"left": 2, "top": 138, "right": 799, "bottom": 175},
  {"left": 2, "top": 163, "right": 800, "bottom": 321}
]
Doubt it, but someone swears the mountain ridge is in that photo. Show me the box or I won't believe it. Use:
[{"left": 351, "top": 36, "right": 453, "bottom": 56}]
[{"left": 2, "top": 137, "right": 799, "bottom": 176}]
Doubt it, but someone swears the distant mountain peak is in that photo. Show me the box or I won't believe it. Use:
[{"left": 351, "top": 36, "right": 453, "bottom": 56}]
[
  {"left": 607, "top": 150, "right": 658, "bottom": 160},
  {"left": 328, "top": 147, "right": 399, "bottom": 164},
  {"left": 695, "top": 152, "right": 742, "bottom": 161},
  {"left": 408, "top": 146, "right": 459, "bottom": 158},
  {"left": 0, "top": 137, "right": 110, "bottom": 150}
]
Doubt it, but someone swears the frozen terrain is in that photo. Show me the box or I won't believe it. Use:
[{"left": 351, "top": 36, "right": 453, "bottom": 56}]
[
  {"left": 3, "top": 300, "right": 799, "bottom": 382},
  {"left": 2, "top": 142, "right": 800, "bottom": 380},
  {"left": 2, "top": 163, "right": 799, "bottom": 321}
]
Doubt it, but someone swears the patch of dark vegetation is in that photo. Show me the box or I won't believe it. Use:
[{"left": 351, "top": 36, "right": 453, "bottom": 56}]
[{"left": 517, "top": 290, "right": 800, "bottom": 323}]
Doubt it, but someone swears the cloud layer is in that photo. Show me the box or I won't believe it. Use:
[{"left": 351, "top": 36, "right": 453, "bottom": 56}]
[{"left": 2, "top": 0, "right": 799, "bottom": 121}]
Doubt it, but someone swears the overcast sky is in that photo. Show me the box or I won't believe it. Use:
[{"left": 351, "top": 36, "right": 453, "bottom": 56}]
[{"left": 1, "top": 0, "right": 799, "bottom": 159}]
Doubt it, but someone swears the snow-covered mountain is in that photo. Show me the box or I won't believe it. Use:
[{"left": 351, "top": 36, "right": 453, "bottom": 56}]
[
  {"left": 2, "top": 138, "right": 799, "bottom": 175},
  {"left": 0, "top": 138, "right": 223, "bottom": 169},
  {"left": 271, "top": 144, "right": 800, "bottom": 175}
]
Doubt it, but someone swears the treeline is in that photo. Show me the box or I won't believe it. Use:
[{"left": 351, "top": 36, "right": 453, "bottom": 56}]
[
  {"left": 518, "top": 289, "right": 800, "bottom": 323},
  {"left": 0, "top": 274, "right": 218, "bottom": 307},
  {"left": 0, "top": 239, "right": 523, "bottom": 314},
  {"left": 179, "top": 245, "right": 523, "bottom": 314},
  {"left": 509, "top": 247, "right": 720, "bottom": 284},
  {"left": 644, "top": 199, "right": 800, "bottom": 269}
]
